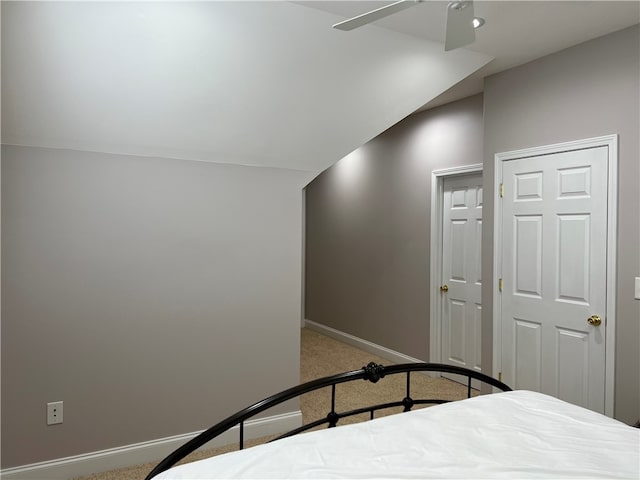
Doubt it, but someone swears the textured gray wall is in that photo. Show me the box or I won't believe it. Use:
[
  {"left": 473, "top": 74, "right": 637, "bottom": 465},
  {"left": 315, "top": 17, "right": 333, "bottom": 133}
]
[
  {"left": 305, "top": 94, "right": 484, "bottom": 360},
  {"left": 482, "top": 25, "right": 639, "bottom": 424},
  {"left": 1, "top": 145, "right": 312, "bottom": 467}
]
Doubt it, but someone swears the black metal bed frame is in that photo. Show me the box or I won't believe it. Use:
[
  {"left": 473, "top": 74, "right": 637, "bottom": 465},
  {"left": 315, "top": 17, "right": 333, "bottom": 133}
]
[{"left": 146, "top": 362, "right": 512, "bottom": 480}]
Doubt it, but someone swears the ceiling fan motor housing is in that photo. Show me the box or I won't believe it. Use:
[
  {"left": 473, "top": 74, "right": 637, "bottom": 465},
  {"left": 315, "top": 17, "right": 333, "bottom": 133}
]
[{"left": 449, "top": 1, "right": 472, "bottom": 11}]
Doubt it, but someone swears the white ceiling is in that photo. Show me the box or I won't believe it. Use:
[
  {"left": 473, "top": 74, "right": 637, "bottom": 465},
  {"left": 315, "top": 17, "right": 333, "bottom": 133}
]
[
  {"left": 2, "top": 1, "right": 492, "bottom": 172},
  {"left": 2, "top": 1, "right": 638, "bottom": 173},
  {"left": 302, "top": 1, "right": 640, "bottom": 109}
]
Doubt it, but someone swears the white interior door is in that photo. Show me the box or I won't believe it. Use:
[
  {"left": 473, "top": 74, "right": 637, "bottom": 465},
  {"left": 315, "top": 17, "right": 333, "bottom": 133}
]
[
  {"left": 441, "top": 174, "right": 483, "bottom": 384},
  {"left": 499, "top": 146, "right": 608, "bottom": 413}
]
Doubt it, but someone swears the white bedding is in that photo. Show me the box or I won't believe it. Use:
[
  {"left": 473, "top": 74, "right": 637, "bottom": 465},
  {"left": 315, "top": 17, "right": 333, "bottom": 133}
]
[{"left": 153, "top": 391, "right": 640, "bottom": 479}]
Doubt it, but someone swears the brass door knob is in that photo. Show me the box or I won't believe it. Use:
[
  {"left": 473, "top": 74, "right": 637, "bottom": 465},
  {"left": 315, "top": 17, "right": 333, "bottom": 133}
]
[
  {"left": 440, "top": 284, "right": 449, "bottom": 292},
  {"left": 587, "top": 315, "right": 602, "bottom": 327}
]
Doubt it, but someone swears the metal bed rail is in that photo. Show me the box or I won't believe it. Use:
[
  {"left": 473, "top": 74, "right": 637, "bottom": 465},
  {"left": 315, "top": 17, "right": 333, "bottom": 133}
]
[{"left": 146, "top": 362, "right": 511, "bottom": 480}]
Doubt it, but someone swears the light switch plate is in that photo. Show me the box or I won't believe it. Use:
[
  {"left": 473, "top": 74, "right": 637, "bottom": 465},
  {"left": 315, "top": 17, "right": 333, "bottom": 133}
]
[{"left": 635, "top": 277, "right": 640, "bottom": 300}]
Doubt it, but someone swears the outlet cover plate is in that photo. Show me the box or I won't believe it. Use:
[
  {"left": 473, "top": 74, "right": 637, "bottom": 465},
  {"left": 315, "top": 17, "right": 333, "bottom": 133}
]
[{"left": 47, "top": 401, "right": 63, "bottom": 425}]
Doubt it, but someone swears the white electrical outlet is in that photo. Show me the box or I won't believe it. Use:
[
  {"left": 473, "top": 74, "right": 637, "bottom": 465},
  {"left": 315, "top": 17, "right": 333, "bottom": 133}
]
[
  {"left": 635, "top": 277, "right": 640, "bottom": 300},
  {"left": 47, "top": 401, "right": 63, "bottom": 425}
]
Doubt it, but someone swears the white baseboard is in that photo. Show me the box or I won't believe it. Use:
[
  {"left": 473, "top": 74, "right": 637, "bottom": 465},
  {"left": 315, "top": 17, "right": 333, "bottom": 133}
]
[
  {"left": 1, "top": 410, "right": 302, "bottom": 480},
  {"left": 304, "top": 319, "right": 424, "bottom": 365}
]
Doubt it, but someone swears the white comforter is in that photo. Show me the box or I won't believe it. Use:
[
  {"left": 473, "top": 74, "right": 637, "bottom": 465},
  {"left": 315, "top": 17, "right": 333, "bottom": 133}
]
[{"left": 154, "top": 391, "right": 640, "bottom": 479}]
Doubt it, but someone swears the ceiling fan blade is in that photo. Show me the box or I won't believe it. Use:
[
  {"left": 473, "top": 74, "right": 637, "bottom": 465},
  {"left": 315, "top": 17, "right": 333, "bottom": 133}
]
[
  {"left": 332, "top": 0, "right": 419, "bottom": 31},
  {"left": 444, "top": 1, "right": 476, "bottom": 51}
]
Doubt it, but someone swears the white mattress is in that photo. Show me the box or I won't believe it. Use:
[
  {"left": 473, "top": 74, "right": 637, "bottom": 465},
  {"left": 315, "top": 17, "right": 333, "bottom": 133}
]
[{"left": 153, "top": 391, "right": 640, "bottom": 479}]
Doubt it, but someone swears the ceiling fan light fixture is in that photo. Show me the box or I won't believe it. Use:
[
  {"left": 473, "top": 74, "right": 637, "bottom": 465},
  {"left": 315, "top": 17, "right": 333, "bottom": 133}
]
[{"left": 472, "top": 17, "right": 485, "bottom": 29}]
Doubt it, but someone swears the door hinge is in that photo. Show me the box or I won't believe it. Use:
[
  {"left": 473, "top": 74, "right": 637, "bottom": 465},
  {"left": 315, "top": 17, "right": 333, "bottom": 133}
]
[
  {"left": 498, "top": 372, "right": 503, "bottom": 382},
  {"left": 499, "top": 183, "right": 504, "bottom": 198},
  {"left": 498, "top": 278, "right": 503, "bottom": 292}
]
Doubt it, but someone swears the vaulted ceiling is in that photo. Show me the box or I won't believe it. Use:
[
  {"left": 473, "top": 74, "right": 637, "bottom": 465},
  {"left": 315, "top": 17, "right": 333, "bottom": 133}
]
[
  {"left": 2, "top": 2, "right": 638, "bottom": 173},
  {"left": 310, "top": 1, "right": 640, "bottom": 111}
]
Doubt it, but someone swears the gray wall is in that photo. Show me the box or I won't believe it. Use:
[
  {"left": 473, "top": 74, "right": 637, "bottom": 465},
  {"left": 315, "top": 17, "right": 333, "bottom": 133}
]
[
  {"left": 1, "top": 145, "right": 312, "bottom": 467},
  {"left": 482, "top": 25, "right": 639, "bottom": 424},
  {"left": 305, "top": 94, "right": 484, "bottom": 360},
  {"left": 306, "top": 25, "right": 639, "bottom": 423}
]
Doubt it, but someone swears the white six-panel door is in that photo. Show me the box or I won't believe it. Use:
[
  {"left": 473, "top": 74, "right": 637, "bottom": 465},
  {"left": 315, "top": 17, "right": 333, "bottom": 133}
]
[
  {"left": 441, "top": 174, "right": 483, "bottom": 381},
  {"left": 500, "top": 146, "right": 609, "bottom": 413}
]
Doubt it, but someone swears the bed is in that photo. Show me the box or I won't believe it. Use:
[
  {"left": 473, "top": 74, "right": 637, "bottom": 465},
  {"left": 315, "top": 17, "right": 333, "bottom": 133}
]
[{"left": 146, "top": 362, "right": 639, "bottom": 479}]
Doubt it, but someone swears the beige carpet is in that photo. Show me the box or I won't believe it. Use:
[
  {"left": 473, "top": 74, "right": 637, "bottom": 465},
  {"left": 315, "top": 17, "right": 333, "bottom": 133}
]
[{"left": 75, "top": 328, "right": 472, "bottom": 480}]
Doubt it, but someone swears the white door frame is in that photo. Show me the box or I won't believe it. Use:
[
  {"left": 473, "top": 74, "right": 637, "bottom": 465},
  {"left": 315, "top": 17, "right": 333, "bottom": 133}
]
[
  {"left": 429, "top": 164, "right": 483, "bottom": 364},
  {"left": 492, "top": 134, "right": 618, "bottom": 416}
]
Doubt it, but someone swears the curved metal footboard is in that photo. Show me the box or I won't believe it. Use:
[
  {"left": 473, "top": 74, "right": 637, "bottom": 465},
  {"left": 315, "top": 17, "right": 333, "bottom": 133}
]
[{"left": 146, "top": 362, "right": 511, "bottom": 480}]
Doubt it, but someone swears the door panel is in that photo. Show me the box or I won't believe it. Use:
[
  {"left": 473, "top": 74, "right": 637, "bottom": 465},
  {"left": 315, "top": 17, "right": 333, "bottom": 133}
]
[
  {"left": 556, "top": 327, "right": 589, "bottom": 406},
  {"left": 450, "top": 220, "right": 467, "bottom": 280},
  {"left": 500, "top": 146, "right": 608, "bottom": 413},
  {"left": 449, "top": 300, "right": 466, "bottom": 363},
  {"left": 557, "top": 214, "right": 590, "bottom": 303},
  {"left": 515, "top": 215, "right": 542, "bottom": 297},
  {"left": 514, "top": 319, "right": 542, "bottom": 391},
  {"left": 474, "top": 219, "right": 482, "bottom": 284}
]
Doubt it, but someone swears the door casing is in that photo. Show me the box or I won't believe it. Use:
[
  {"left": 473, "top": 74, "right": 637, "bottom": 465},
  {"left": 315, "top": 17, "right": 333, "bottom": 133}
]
[
  {"left": 429, "top": 164, "right": 483, "bottom": 366},
  {"left": 492, "top": 134, "right": 618, "bottom": 416}
]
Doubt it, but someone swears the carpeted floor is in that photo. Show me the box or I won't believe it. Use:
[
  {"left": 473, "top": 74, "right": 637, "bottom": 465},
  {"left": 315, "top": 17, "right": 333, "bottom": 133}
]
[{"left": 74, "top": 328, "right": 472, "bottom": 480}]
